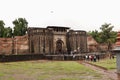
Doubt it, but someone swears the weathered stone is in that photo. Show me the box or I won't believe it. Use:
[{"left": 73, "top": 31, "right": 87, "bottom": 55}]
[
  {"left": 28, "top": 26, "right": 88, "bottom": 55},
  {"left": 0, "top": 35, "right": 28, "bottom": 55},
  {"left": 0, "top": 26, "right": 88, "bottom": 56}
]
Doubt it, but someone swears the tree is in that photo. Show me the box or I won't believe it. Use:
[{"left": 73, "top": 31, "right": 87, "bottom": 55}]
[
  {"left": 88, "top": 23, "right": 117, "bottom": 51},
  {"left": 3, "top": 27, "right": 13, "bottom": 38},
  {"left": 100, "top": 23, "right": 117, "bottom": 51},
  {"left": 88, "top": 30, "right": 102, "bottom": 43},
  {"left": 13, "top": 18, "right": 28, "bottom": 36},
  {"left": 0, "top": 20, "right": 5, "bottom": 37}
]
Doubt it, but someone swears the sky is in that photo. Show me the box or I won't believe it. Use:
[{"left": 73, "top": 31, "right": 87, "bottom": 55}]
[{"left": 0, "top": 0, "right": 120, "bottom": 31}]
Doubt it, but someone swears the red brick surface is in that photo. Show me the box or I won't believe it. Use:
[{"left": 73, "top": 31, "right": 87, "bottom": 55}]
[
  {"left": 0, "top": 35, "right": 28, "bottom": 55},
  {"left": 87, "top": 35, "right": 98, "bottom": 52},
  {"left": 115, "top": 31, "right": 120, "bottom": 46}
]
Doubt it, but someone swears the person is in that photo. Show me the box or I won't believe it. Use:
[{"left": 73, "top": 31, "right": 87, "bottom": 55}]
[
  {"left": 85, "top": 55, "right": 88, "bottom": 61},
  {"left": 93, "top": 55, "right": 96, "bottom": 62},
  {"left": 83, "top": 55, "right": 86, "bottom": 60},
  {"left": 96, "top": 55, "right": 100, "bottom": 61},
  {"left": 112, "top": 54, "right": 115, "bottom": 59},
  {"left": 85, "top": 55, "right": 89, "bottom": 61},
  {"left": 70, "top": 51, "right": 73, "bottom": 55},
  {"left": 89, "top": 55, "right": 93, "bottom": 61},
  {"left": 73, "top": 54, "right": 76, "bottom": 60}
]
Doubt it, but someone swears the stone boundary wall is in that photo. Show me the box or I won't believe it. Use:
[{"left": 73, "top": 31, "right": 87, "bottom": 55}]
[
  {"left": 0, "top": 38, "right": 13, "bottom": 55},
  {"left": 0, "top": 35, "right": 29, "bottom": 55},
  {"left": 0, "top": 53, "right": 107, "bottom": 62},
  {"left": 0, "top": 54, "right": 44, "bottom": 62}
]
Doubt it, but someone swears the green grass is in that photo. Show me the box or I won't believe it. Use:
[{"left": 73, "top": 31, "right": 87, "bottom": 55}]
[
  {"left": 90, "top": 58, "right": 116, "bottom": 70},
  {"left": 0, "top": 61, "right": 108, "bottom": 80}
]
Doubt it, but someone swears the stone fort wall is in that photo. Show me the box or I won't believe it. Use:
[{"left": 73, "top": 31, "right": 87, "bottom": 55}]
[
  {"left": 28, "top": 26, "right": 88, "bottom": 54},
  {"left": 0, "top": 28, "right": 107, "bottom": 55},
  {"left": 0, "top": 34, "right": 109, "bottom": 55},
  {"left": 0, "top": 35, "right": 28, "bottom": 55}
]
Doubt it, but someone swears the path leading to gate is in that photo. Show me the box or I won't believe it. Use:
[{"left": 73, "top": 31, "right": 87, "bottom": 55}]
[{"left": 78, "top": 61, "right": 119, "bottom": 80}]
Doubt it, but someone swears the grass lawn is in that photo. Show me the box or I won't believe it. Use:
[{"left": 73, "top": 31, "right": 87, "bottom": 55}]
[
  {"left": 90, "top": 57, "right": 116, "bottom": 70},
  {"left": 0, "top": 60, "right": 104, "bottom": 80}
]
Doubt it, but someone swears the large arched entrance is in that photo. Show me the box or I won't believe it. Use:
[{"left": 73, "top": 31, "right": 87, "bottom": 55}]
[{"left": 56, "top": 39, "right": 64, "bottom": 54}]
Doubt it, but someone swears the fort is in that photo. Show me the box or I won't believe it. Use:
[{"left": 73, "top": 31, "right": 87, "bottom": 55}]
[
  {"left": 28, "top": 26, "right": 87, "bottom": 55},
  {"left": 0, "top": 26, "right": 107, "bottom": 61}
]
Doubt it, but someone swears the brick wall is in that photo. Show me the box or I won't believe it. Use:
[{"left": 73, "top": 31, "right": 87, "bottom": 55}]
[
  {"left": 87, "top": 35, "right": 98, "bottom": 52},
  {"left": 0, "top": 35, "right": 29, "bottom": 55},
  {"left": 87, "top": 35, "right": 115, "bottom": 52},
  {"left": 0, "top": 38, "right": 13, "bottom": 55}
]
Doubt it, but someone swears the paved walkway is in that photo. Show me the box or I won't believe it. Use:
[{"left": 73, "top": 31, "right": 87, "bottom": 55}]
[{"left": 78, "top": 61, "right": 119, "bottom": 80}]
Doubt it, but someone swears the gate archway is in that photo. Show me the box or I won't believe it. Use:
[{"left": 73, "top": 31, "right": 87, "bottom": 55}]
[{"left": 56, "top": 39, "right": 64, "bottom": 54}]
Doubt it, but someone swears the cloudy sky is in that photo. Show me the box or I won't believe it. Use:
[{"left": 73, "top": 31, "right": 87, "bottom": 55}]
[{"left": 0, "top": 0, "right": 120, "bottom": 31}]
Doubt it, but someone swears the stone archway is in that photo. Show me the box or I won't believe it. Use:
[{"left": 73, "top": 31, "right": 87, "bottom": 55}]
[{"left": 56, "top": 39, "right": 64, "bottom": 54}]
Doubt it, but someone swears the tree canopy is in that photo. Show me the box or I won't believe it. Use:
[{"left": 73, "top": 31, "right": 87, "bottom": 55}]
[
  {"left": 0, "top": 18, "right": 28, "bottom": 38},
  {"left": 88, "top": 30, "right": 102, "bottom": 43},
  {"left": 13, "top": 18, "right": 28, "bottom": 36},
  {"left": 100, "top": 23, "right": 117, "bottom": 50},
  {"left": 3, "top": 27, "right": 13, "bottom": 38},
  {"left": 0, "top": 20, "right": 5, "bottom": 37},
  {"left": 88, "top": 23, "right": 117, "bottom": 51}
]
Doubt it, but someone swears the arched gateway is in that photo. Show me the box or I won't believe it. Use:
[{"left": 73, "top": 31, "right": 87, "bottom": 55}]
[
  {"left": 56, "top": 39, "right": 64, "bottom": 54},
  {"left": 28, "top": 26, "right": 88, "bottom": 55}
]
